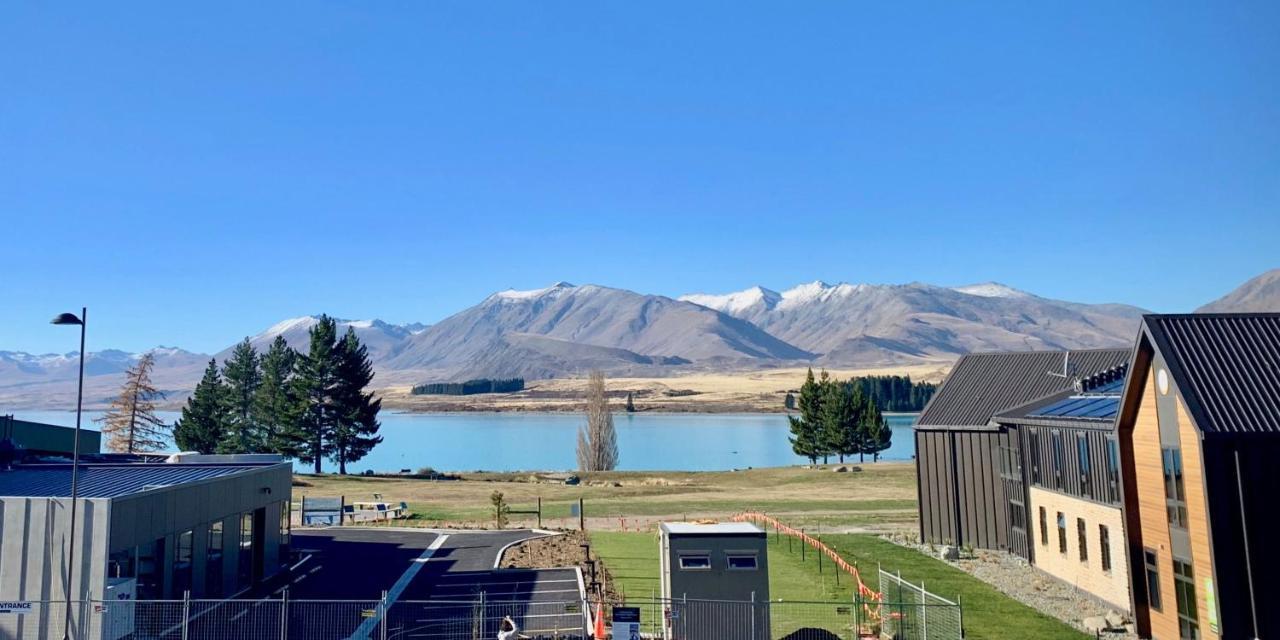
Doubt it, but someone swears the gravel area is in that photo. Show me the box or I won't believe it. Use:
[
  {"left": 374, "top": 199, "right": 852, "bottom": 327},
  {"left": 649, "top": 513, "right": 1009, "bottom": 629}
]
[{"left": 882, "top": 533, "right": 1137, "bottom": 639}]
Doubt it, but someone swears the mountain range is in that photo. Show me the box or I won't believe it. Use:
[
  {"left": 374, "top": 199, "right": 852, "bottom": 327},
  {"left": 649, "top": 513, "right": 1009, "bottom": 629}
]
[{"left": 2, "top": 270, "right": 1275, "bottom": 409}]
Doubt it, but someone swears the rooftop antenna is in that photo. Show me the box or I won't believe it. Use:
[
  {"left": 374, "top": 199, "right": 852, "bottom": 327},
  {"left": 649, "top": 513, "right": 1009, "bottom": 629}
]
[{"left": 1048, "top": 352, "right": 1083, "bottom": 392}]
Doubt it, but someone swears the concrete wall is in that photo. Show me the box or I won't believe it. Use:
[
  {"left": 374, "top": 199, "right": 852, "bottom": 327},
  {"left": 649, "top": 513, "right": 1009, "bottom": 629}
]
[
  {"left": 1028, "top": 486, "right": 1131, "bottom": 611},
  {"left": 0, "top": 497, "right": 111, "bottom": 638}
]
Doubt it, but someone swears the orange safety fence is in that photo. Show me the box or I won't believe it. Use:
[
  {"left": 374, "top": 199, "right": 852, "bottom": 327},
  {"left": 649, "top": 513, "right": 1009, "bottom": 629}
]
[{"left": 731, "top": 511, "right": 884, "bottom": 621}]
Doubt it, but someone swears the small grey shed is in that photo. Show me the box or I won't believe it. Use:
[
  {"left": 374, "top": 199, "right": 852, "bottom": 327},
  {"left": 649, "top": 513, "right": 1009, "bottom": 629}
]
[{"left": 659, "top": 522, "right": 770, "bottom": 640}]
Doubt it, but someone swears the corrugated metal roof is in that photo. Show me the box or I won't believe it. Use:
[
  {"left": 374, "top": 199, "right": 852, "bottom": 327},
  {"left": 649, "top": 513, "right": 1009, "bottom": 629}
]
[
  {"left": 1146, "top": 313, "right": 1280, "bottom": 435},
  {"left": 917, "top": 348, "right": 1132, "bottom": 429},
  {"left": 992, "top": 364, "right": 1128, "bottom": 429},
  {"left": 0, "top": 463, "right": 272, "bottom": 498}
]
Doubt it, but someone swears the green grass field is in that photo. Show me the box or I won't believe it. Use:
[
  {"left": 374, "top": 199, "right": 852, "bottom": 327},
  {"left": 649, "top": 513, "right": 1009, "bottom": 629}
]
[{"left": 589, "top": 531, "right": 1087, "bottom": 640}]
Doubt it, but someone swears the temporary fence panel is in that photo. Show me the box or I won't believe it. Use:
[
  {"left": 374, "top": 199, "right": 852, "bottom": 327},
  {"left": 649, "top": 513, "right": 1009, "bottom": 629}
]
[{"left": 876, "top": 568, "right": 964, "bottom": 640}]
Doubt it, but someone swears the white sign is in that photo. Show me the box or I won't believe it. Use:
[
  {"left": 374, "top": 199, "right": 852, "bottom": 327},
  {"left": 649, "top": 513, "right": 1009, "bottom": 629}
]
[{"left": 0, "top": 602, "right": 32, "bottom": 615}]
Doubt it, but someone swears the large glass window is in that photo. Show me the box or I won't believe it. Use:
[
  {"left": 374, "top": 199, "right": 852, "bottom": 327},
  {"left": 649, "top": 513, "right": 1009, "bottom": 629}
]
[
  {"left": 1077, "top": 435, "right": 1092, "bottom": 499},
  {"left": 1028, "top": 430, "right": 1042, "bottom": 486},
  {"left": 1076, "top": 518, "right": 1088, "bottom": 563},
  {"left": 207, "top": 521, "right": 224, "bottom": 596},
  {"left": 281, "top": 501, "right": 291, "bottom": 547},
  {"left": 137, "top": 539, "right": 163, "bottom": 600},
  {"left": 1173, "top": 558, "right": 1199, "bottom": 639},
  {"left": 1105, "top": 438, "right": 1121, "bottom": 503},
  {"left": 1162, "top": 448, "right": 1188, "bottom": 529},
  {"left": 1099, "top": 525, "right": 1112, "bottom": 572},
  {"left": 1145, "top": 549, "right": 1163, "bottom": 611},
  {"left": 173, "top": 530, "right": 194, "bottom": 595},
  {"left": 107, "top": 548, "right": 136, "bottom": 580},
  {"left": 238, "top": 512, "right": 254, "bottom": 587},
  {"left": 1051, "top": 431, "right": 1064, "bottom": 490}
]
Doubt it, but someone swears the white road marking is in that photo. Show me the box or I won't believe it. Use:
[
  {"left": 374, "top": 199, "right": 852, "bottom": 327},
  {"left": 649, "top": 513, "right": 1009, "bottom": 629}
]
[
  {"left": 347, "top": 534, "right": 449, "bottom": 640},
  {"left": 289, "top": 553, "right": 314, "bottom": 572},
  {"left": 430, "top": 578, "right": 579, "bottom": 588}
]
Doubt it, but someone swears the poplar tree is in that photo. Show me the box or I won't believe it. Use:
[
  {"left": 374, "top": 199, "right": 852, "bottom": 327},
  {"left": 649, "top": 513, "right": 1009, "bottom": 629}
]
[
  {"left": 98, "top": 353, "right": 169, "bottom": 453},
  {"left": 788, "top": 368, "right": 824, "bottom": 464},
  {"left": 576, "top": 370, "right": 619, "bottom": 472},
  {"left": 253, "top": 336, "right": 298, "bottom": 454},
  {"left": 174, "top": 359, "right": 229, "bottom": 454},
  {"left": 286, "top": 316, "right": 339, "bottom": 473},
  {"left": 330, "top": 327, "right": 383, "bottom": 474},
  {"left": 219, "top": 338, "right": 261, "bottom": 454}
]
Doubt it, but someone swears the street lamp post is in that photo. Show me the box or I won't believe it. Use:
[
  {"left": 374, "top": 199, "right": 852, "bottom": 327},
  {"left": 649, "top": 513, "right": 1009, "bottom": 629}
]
[{"left": 52, "top": 308, "right": 86, "bottom": 640}]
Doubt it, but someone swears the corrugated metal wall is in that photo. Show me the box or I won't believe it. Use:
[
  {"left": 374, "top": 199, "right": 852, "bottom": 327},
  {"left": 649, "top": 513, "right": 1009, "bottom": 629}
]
[{"left": 915, "top": 429, "right": 1009, "bottom": 550}]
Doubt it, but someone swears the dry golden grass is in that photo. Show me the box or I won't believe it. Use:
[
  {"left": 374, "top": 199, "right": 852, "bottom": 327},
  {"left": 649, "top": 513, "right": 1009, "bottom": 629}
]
[{"left": 378, "top": 364, "right": 950, "bottom": 413}]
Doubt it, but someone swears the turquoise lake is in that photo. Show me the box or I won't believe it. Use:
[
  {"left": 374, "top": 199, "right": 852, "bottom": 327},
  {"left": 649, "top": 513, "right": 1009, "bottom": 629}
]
[{"left": 14, "top": 411, "right": 918, "bottom": 473}]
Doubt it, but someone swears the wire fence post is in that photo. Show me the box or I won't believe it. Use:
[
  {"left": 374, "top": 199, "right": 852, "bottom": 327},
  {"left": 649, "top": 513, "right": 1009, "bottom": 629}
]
[
  {"left": 380, "top": 589, "right": 388, "bottom": 640},
  {"left": 749, "top": 591, "right": 756, "bottom": 640},
  {"left": 921, "top": 580, "right": 928, "bottom": 640},
  {"left": 180, "top": 591, "right": 190, "bottom": 640},
  {"left": 280, "top": 588, "right": 289, "bottom": 640}
]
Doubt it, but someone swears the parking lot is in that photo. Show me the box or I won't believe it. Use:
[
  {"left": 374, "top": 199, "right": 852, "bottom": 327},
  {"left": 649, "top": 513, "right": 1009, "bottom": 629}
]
[{"left": 255, "top": 527, "right": 588, "bottom": 639}]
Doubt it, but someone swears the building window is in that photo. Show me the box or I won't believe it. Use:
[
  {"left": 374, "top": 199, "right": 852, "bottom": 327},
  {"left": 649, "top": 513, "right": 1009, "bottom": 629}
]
[
  {"left": 173, "top": 530, "right": 194, "bottom": 595},
  {"left": 136, "top": 539, "right": 162, "bottom": 600},
  {"left": 1077, "top": 435, "right": 1092, "bottom": 499},
  {"left": 1144, "top": 549, "right": 1162, "bottom": 611},
  {"left": 1039, "top": 507, "right": 1048, "bottom": 546},
  {"left": 108, "top": 548, "right": 136, "bottom": 579},
  {"left": 1105, "top": 438, "right": 1121, "bottom": 503},
  {"left": 678, "top": 555, "right": 711, "bottom": 570},
  {"left": 1099, "top": 525, "right": 1112, "bottom": 572},
  {"left": 1051, "top": 431, "right": 1065, "bottom": 490},
  {"left": 726, "top": 554, "right": 758, "bottom": 570},
  {"left": 238, "top": 511, "right": 254, "bottom": 587},
  {"left": 1076, "top": 518, "right": 1088, "bottom": 563},
  {"left": 207, "top": 521, "right": 224, "bottom": 596},
  {"left": 1173, "top": 558, "right": 1199, "bottom": 640},
  {"left": 1028, "top": 429, "right": 1042, "bottom": 486},
  {"left": 281, "top": 501, "right": 291, "bottom": 546},
  {"left": 1162, "top": 448, "right": 1189, "bottom": 529},
  {"left": 1057, "top": 512, "right": 1067, "bottom": 555}
]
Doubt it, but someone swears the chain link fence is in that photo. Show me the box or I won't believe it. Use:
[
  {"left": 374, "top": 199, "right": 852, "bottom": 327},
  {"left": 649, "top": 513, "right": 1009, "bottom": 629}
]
[{"left": 873, "top": 567, "right": 964, "bottom": 640}]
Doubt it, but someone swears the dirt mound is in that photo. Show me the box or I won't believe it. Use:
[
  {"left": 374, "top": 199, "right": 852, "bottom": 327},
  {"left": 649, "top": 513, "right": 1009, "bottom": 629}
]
[{"left": 499, "top": 531, "right": 623, "bottom": 602}]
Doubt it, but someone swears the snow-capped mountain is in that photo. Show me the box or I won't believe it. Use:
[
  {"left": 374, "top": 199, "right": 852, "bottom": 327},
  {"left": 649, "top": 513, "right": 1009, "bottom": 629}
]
[
  {"left": 386, "top": 282, "right": 811, "bottom": 378},
  {"left": 218, "top": 315, "right": 428, "bottom": 363},
  {"left": 681, "top": 281, "right": 1146, "bottom": 365}
]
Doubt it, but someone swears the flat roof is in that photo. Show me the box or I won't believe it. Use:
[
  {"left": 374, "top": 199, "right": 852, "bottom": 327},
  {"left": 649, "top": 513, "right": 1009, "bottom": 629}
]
[
  {"left": 660, "top": 522, "right": 764, "bottom": 536},
  {"left": 0, "top": 462, "right": 282, "bottom": 499}
]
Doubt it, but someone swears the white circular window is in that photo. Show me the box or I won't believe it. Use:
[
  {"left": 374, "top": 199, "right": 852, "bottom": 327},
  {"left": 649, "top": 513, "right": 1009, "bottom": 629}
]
[{"left": 1157, "top": 368, "right": 1170, "bottom": 395}]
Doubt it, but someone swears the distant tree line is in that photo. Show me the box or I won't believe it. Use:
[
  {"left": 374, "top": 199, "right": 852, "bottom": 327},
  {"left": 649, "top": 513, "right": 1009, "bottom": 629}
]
[
  {"left": 847, "top": 375, "right": 937, "bottom": 412},
  {"left": 411, "top": 378, "right": 525, "bottom": 396},
  {"left": 788, "top": 368, "right": 892, "bottom": 464},
  {"left": 174, "top": 315, "right": 383, "bottom": 474}
]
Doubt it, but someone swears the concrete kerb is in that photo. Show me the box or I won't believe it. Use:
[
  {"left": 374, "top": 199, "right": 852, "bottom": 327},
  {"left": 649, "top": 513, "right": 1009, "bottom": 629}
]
[{"left": 492, "top": 529, "right": 565, "bottom": 569}]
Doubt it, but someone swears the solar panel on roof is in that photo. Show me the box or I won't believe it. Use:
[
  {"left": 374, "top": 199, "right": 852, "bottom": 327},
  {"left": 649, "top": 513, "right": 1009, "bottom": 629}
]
[
  {"left": 1089, "top": 378, "right": 1126, "bottom": 394},
  {"left": 1030, "top": 395, "right": 1119, "bottom": 420}
]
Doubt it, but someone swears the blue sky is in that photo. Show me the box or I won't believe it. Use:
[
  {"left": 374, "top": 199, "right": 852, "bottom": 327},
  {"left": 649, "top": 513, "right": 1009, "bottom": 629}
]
[{"left": 2, "top": 2, "right": 1277, "bottom": 354}]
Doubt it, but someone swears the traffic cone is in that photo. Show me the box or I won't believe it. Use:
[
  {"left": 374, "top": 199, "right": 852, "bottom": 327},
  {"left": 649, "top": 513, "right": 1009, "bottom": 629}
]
[{"left": 593, "top": 602, "right": 607, "bottom": 639}]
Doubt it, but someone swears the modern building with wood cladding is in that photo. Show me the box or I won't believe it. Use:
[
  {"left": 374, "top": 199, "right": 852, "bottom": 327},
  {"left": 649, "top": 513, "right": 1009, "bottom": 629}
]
[
  {"left": 914, "top": 348, "right": 1130, "bottom": 556},
  {"left": 1114, "top": 313, "right": 1280, "bottom": 640}
]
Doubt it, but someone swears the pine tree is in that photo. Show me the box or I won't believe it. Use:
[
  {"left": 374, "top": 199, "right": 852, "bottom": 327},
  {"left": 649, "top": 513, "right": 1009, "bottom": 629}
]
[
  {"left": 174, "top": 359, "right": 229, "bottom": 454},
  {"left": 625, "top": 392, "right": 636, "bottom": 413},
  {"left": 286, "top": 316, "right": 339, "bottom": 473},
  {"left": 788, "top": 368, "right": 824, "bottom": 464},
  {"left": 825, "top": 381, "right": 865, "bottom": 464},
  {"left": 97, "top": 353, "right": 170, "bottom": 453},
  {"left": 862, "top": 396, "right": 893, "bottom": 462},
  {"left": 219, "top": 338, "right": 261, "bottom": 454},
  {"left": 818, "top": 376, "right": 847, "bottom": 464},
  {"left": 330, "top": 327, "right": 383, "bottom": 474},
  {"left": 253, "top": 336, "right": 298, "bottom": 454}
]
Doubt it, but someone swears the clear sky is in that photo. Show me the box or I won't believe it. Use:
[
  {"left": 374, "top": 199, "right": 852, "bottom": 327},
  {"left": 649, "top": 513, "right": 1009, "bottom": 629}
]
[{"left": 2, "top": 2, "right": 1277, "bottom": 355}]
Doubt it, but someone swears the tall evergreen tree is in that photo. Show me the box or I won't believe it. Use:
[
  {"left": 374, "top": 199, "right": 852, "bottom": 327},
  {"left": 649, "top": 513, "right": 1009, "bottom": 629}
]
[
  {"left": 97, "top": 353, "right": 169, "bottom": 453},
  {"left": 330, "top": 327, "right": 383, "bottom": 474},
  {"left": 286, "top": 316, "right": 339, "bottom": 473},
  {"left": 219, "top": 338, "right": 262, "bottom": 454},
  {"left": 253, "top": 336, "right": 298, "bottom": 454},
  {"left": 788, "top": 368, "right": 824, "bottom": 464},
  {"left": 861, "top": 396, "right": 892, "bottom": 462},
  {"left": 174, "top": 359, "right": 229, "bottom": 454}
]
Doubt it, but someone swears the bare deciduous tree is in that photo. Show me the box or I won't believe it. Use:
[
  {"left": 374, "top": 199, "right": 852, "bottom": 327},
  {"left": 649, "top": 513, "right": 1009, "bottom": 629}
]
[
  {"left": 98, "top": 353, "right": 170, "bottom": 453},
  {"left": 576, "top": 370, "right": 619, "bottom": 472}
]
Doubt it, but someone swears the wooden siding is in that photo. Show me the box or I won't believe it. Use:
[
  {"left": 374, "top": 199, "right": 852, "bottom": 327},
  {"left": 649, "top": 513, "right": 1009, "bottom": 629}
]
[
  {"left": 915, "top": 429, "right": 1008, "bottom": 550},
  {"left": 1130, "top": 363, "right": 1222, "bottom": 640}
]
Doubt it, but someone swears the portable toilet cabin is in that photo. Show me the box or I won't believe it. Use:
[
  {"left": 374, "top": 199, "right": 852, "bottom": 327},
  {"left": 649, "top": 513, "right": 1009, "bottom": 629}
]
[{"left": 659, "top": 522, "right": 770, "bottom": 640}]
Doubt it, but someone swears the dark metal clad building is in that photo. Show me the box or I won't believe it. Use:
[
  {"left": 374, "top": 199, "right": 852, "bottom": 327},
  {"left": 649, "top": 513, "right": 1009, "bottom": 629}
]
[{"left": 914, "top": 349, "right": 1131, "bottom": 552}]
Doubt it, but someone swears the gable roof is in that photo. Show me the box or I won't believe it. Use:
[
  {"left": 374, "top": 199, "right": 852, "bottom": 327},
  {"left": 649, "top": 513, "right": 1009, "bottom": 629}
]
[
  {"left": 917, "top": 348, "right": 1132, "bottom": 430},
  {"left": 1144, "top": 313, "right": 1280, "bottom": 435}
]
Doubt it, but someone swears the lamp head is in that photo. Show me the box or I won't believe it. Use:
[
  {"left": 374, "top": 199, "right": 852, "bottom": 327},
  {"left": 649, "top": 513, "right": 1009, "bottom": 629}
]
[{"left": 50, "top": 312, "right": 84, "bottom": 326}]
